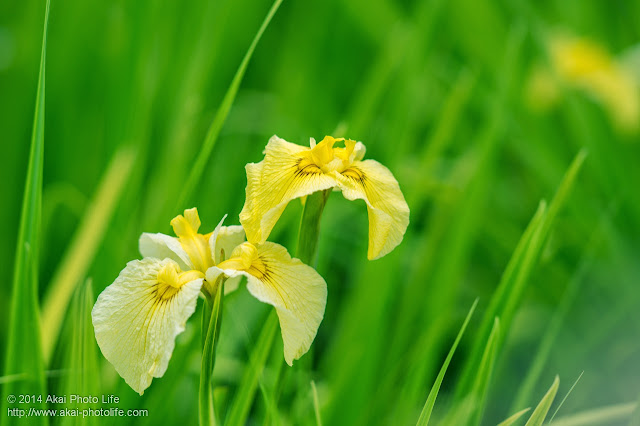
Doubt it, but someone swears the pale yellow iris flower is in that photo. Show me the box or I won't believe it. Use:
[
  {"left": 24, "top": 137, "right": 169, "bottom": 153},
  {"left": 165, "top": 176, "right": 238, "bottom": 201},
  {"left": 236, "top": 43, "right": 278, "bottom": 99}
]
[
  {"left": 92, "top": 208, "right": 327, "bottom": 394},
  {"left": 240, "top": 135, "right": 410, "bottom": 260}
]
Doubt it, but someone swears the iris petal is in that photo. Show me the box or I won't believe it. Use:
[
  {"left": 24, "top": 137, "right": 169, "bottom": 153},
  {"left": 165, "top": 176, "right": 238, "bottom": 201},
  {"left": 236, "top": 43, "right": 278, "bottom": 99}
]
[
  {"left": 92, "top": 258, "right": 202, "bottom": 394},
  {"left": 240, "top": 135, "right": 337, "bottom": 244},
  {"left": 139, "top": 233, "right": 192, "bottom": 270},
  {"left": 208, "top": 242, "right": 327, "bottom": 365},
  {"left": 334, "top": 159, "right": 410, "bottom": 260}
]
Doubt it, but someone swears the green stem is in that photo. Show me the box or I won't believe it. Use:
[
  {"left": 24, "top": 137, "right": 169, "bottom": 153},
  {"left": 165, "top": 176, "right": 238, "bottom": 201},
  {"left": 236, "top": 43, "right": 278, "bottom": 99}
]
[
  {"left": 199, "top": 280, "right": 224, "bottom": 426},
  {"left": 296, "top": 189, "right": 331, "bottom": 264},
  {"left": 289, "top": 189, "right": 331, "bottom": 385}
]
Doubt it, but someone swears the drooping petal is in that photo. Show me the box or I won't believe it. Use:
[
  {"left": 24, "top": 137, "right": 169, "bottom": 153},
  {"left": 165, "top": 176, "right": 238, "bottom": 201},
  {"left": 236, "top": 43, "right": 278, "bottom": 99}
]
[
  {"left": 139, "top": 233, "right": 192, "bottom": 270},
  {"left": 334, "top": 159, "right": 410, "bottom": 260},
  {"left": 240, "top": 135, "right": 338, "bottom": 244},
  {"left": 92, "top": 258, "right": 203, "bottom": 395},
  {"left": 210, "top": 242, "right": 327, "bottom": 365}
]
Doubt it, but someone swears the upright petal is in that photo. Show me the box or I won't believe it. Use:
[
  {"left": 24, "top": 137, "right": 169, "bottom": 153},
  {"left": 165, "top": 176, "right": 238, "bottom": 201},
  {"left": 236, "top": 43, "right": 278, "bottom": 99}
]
[
  {"left": 207, "top": 216, "right": 246, "bottom": 294},
  {"left": 211, "top": 242, "right": 327, "bottom": 365},
  {"left": 210, "top": 224, "right": 246, "bottom": 265},
  {"left": 139, "top": 233, "right": 192, "bottom": 270},
  {"left": 170, "top": 208, "right": 213, "bottom": 272},
  {"left": 92, "top": 258, "right": 202, "bottom": 394},
  {"left": 334, "top": 160, "right": 410, "bottom": 260},
  {"left": 240, "top": 135, "right": 338, "bottom": 244}
]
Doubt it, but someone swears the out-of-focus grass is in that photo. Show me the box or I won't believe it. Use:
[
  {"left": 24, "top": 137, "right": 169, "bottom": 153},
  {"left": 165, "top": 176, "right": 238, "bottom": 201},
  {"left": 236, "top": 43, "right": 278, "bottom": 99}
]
[
  {"left": 40, "top": 145, "right": 136, "bottom": 364},
  {"left": 2, "top": 0, "right": 640, "bottom": 425},
  {"left": 56, "top": 280, "right": 100, "bottom": 426}
]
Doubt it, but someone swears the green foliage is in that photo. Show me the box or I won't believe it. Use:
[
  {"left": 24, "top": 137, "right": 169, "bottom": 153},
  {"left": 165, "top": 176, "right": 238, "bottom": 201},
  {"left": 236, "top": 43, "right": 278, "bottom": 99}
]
[
  {"left": 416, "top": 298, "right": 478, "bottom": 426},
  {"left": 2, "top": 1, "right": 51, "bottom": 424},
  {"left": 57, "top": 280, "right": 101, "bottom": 426},
  {"left": 524, "top": 376, "right": 559, "bottom": 426},
  {"left": 2, "top": 0, "right": 640, "bottom": 425},
  {"left": 552, "top": 403, "right": 637, "bottom": 426},
  {"left": 176, "top": 0, "right": 284, "bottom": 210},
  {"left": 224, "top": 312, "right": 278, "bottom": 426},
  {"left": 41, "top": 146, "right": 137, "bottom": 364},
  {"left": 457, "top": 150, "right": 586, "bottom": 401},
  {"left": 468, "top": 317, "right": 501, "bottom": 425},
  {"left": 497, "top": 408, "right": 531, "bottom": 426}
]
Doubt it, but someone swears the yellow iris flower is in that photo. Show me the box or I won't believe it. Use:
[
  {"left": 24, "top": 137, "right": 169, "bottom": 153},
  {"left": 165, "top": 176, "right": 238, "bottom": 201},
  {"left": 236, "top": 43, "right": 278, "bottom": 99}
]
[
  {"left": 528, "top": 33, "right": 639, "bottom": 133},
  {"left": 92, "top": 208, "right": 327, "bottom": 394},
  {"left": 240, "top": 135, "right": 410, "bottom": 260},
  {"left": 551, "top": 35, "right": 639, "bottom": 132}
]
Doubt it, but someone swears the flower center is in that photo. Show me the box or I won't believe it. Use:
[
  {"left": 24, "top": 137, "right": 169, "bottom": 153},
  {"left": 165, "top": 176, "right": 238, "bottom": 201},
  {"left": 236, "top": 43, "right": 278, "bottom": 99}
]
[
  {"left": 305, "top": 136, "right": 366, "bottom": 174},
  {"left": 216, "top": 242, "right": 266, "bottom": 278},
  {"left": 156, "top": 263, "right": 204, "bottom": 300},
  {"left": 171, "top": 208, "right": 213, "bottom": 272}
]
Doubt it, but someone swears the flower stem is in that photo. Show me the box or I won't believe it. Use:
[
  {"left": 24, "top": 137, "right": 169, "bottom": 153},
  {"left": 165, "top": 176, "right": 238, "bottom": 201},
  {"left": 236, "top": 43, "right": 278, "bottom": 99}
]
[
  {"left": 199, "top": 280, "right": 224, "bottom": 426},
  {"left": 292, "top": 189, "right": 331, "bottom": 369},
  {"left": 296, "top": 189, "right": 331, "bottom": 265}
]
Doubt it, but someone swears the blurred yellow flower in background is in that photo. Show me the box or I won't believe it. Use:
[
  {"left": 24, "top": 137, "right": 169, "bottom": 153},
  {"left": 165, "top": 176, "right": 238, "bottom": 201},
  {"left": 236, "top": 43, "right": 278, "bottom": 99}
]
[
  {"left": 526, "top": 33, "right": 640, "bottom": 134},
  {"left": 240, "top": 135, "right": 410, "bottom": 260}
]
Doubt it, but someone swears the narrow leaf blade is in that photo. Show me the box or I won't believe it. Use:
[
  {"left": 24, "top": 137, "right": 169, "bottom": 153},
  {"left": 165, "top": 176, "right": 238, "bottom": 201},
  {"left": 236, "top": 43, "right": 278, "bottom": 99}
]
[
  {"left": 416, "top": 298, "right": 478, "bottom": 426},
  {"left": 498, "top": 408, "right": 532, "bottom": 426},
  {"left": 470, "top": 317, "right": 501, "bottom": 426},
  {"left": 2, "top": 1, "right": 51, "bottom": 424},
  {"left": 525, "top": 376, "right": 560, "bottom": 426},
  {"left": 176, "top": 0, "right": 284, "bottom": 209},
  {"left": 58, "top": 280, "right": 101, "bottom": 426},
  {"left": 225, "top": 311, "right": 278, "bottom": 426}
]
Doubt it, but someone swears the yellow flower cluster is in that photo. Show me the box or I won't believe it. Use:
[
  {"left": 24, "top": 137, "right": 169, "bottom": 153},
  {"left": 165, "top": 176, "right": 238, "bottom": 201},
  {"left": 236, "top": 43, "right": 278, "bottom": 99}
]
[{"left": 92, "top": 135, "right": 409, "bottom": 394}]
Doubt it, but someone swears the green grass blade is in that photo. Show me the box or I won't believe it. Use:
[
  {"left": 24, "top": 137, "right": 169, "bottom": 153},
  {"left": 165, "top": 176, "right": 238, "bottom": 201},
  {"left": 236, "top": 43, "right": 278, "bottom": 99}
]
[
  {"left": 550, "top": 403, "right": 637, "bottom": 426},
  {"left": 511, "top": 208, "right": 608, "bottom": 411},
  {"left": 548, "top": 372, "right": 583, "bottom": 424},
  {"left": 542, "top": 149, "right": 588, "bottom": 232},
  {"left": 40, "top": 146, "right": 137, "bottom": 364},
  {"left": 525, "top": 376, "right": 560, "bottom": 426},
  {"left": 311, "top": 380, "right": 322, "bottom": 426},
  {"left": 176, "top": 0, "right": 284, "bottom": 210},
  {"left": 469, "top": 317, "right": 501, "bottom": 426},
  {"left": 415, "top": 298, "right": 478, "bottom": 426},
  {"left": 0, "top": 375, "right": 28, "bottom": 385},
  {"left": 446, "top": 317, "right": 501, "bottom": 426},
  {"left": 498, "top": 408, "right": 532, "bottom": 426},
  {"left": 225, "top": 311, "right": 278, "bottom": 426},
  {"left": 257, "top": 376, "right": 281, "bottom": 426},
  {"left": 58, "top": 279, "right": 101, "bottom": 426},
  {"left": 1, "top": 1, "right": 51, "bottom": 424},
  {"left": 454, "top": 200, "right": 545, "bottom": 399}
]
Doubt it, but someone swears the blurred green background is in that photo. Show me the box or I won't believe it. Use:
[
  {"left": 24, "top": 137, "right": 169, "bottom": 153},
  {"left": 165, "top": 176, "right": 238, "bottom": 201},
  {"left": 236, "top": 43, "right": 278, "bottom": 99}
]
[{"left": 1, "top": 0, "right": 640, "bottom": 424}]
